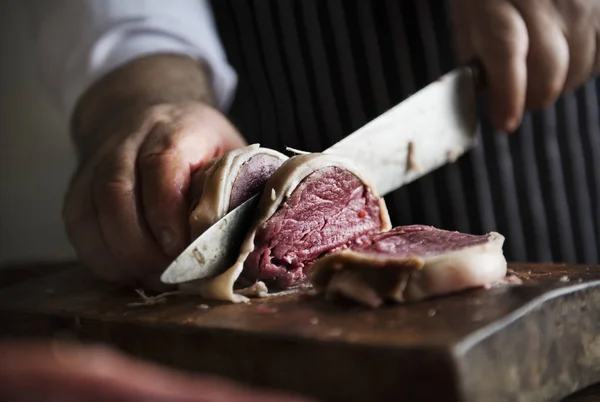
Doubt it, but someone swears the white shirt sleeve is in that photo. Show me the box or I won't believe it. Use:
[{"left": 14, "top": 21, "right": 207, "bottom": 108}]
[{"left": 27, "top": 0, "right": 238, "bottom": 120}]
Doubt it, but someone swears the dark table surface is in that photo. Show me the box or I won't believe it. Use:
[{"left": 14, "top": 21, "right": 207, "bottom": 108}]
[{"left": 1, "top": 261, "right": 600, "bottom": 402}]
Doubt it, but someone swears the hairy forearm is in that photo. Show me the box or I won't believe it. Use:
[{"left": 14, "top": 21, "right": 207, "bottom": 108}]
[{"left": 71, "top": 53, "right": 217, "bottom": 158}]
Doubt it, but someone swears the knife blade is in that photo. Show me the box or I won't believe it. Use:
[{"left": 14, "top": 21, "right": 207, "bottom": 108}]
[{"left": 161, "top": 65, "right": 480, "bottom": 284}]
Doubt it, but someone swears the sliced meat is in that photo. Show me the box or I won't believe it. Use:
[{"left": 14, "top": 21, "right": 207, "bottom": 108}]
[
  {"left": 243, "top": 165, "right": 388, "bottom": 289},
  {"left": 309, "top": 225, "right": 507, "bottom": 308},
  {"left": 188, "top": 144, "right": 287, "bottom": 239},
  {"left": 192, "top": 153, "right": 391, "bottom": 302}
]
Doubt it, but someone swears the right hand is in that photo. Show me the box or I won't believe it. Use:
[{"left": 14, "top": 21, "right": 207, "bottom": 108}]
[
  {"left": 452, "top": 0, "right": 600, "bottom": 133},
  {"left": 63, "top": 101, "right": 245, "bottom": 284}
]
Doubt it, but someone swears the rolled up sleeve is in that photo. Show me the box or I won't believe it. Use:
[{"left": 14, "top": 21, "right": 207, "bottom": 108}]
[{"left": 28, "top": 0, "right": 237, "bottom": 119}]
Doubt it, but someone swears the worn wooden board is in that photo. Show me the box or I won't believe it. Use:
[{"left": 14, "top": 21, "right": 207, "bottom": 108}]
[{"left": 1, "top": 262, "right": 600, "bottom": 402}]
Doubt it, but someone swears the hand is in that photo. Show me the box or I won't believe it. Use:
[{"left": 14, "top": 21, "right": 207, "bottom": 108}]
[
  {"left": 62, "top": 54, "right": 246, "bottom": 284},
  {"left": 63, "top": 101, "right": 245, "bottom": 284},
  {"left": 0, "top": 340, "right": 312, "bottom": 402},
  {"left": 452, "top": 0, "right": 600, "bottom": 132}
]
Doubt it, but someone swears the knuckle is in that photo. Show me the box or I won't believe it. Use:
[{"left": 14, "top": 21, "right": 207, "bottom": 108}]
[
  {"left": 478, "top": 10, "right": 528, "bottom": 60},
  {"left": 97, "top": 176, "right": 135, "bottom": 199},
  {"left": 94, "top": 153, "right": 135, "bottom": 200},
  {"left": 141, "top": 103, "right": 171, "bottom": 123},
  {"left": 139, "top": 130, "right": 187, "bottom": 170},
  {"left": 138, "top": 148, "right": 179, "bottom": 172}
]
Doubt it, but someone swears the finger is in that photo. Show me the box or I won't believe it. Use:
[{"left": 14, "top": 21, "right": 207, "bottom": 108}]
[
  {"left": 138, "top": 105, "right": 245, "bottom": 256},
  {"left": 63, "top": 162, "right": 123, "bottom": 282},
  {"left": 512, "top": 1, "right": 569, "bottom": 110},
  {"left": 93, "top": 137, "right": 170, "bottom": 280},
  {"left": 555, "top": 1, "right": 597, "bottom": 92},
  {"left": 138, "top": 124, "right": 200, "bottom": 256},
  {"left": 471, "top": 1, "right": 528, "bottom": 132}
]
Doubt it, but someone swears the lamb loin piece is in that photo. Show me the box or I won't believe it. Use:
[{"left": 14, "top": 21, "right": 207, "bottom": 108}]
[
  {"left": 309, "top": 225, "right": 507, "bottom": 308},
  {"left": 193, "top": 153, "right": 391, "bottom": 302},
  {"left": 188, "top": 144, "right": 288, "bottom": 239},
  {"left": 242, "top": 155, "right": 391, "bottom": 289}
]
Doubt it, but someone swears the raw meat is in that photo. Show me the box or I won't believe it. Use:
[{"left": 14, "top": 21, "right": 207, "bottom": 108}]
[
  {"left": 188, "top": 144, "right": 287, "bottom": 239},
  {"left": 181, "top": 150, "right": 507, "bottom": 306},
  {"left": 309, "top": 225, "right": 507, "bottom": 308},
  {"left": 192, "top": 153, "right": 391, "bottom": 302},
  {"left": 243, "top": 165, "right": 389, "bottom": 289}
]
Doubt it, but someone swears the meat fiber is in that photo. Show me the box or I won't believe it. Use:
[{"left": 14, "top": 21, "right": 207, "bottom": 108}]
[
  {"left": 188, "top": 144, "right": 287, "bottom": 239},
  {"left": 309, "top": 225, "right": 507, "bottom": 308}
]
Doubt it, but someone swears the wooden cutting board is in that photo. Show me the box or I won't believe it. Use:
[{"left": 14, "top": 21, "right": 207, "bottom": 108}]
[{"left": 1, "top": 262, "right": 600, "bottom": 402}]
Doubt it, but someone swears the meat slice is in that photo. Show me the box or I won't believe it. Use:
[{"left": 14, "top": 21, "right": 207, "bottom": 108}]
[
  {"left": 243, "top": 163, "right": 390, "bottom": 289},
  {"left": 192, "top": 153, "right": 391, "bottom": 302},
  {"left": 188, "top": 144, "right": 287, "bottom": 239},
  {"left": 309, "top": 225, "right": 507, "bottom": 308}
]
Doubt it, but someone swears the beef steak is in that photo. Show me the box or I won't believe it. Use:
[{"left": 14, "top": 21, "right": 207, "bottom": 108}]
[
  {"left": 309, "top": 225, "right": 507, "bottom": 308},
  {"left": 243, "top": 165, "right": 388, "bottom": 289}
]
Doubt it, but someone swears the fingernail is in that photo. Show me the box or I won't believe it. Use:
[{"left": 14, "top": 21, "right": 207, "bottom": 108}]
[{"left": 159, "top": 230, "right": 177, "bottom": 255}]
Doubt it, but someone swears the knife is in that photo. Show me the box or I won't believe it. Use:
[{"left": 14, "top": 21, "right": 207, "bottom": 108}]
[{"left": 161, "top": 65, "right": 480, "bottom": 284}]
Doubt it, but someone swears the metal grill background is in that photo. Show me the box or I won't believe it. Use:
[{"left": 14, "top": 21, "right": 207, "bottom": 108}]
[{"left": 210, "top": 0, "right": 600, "bottom": 264}]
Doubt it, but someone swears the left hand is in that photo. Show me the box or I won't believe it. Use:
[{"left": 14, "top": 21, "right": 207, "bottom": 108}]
[{"left": 452, "top": 0, "right": 600, "bottom": 132}]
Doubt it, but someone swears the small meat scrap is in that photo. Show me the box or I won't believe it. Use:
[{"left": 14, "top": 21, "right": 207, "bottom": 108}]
[
  {"left": 127, "top": 289, "right": 185, "bottom": 307},
  {"left": 192, "top": 248, "right": 205, "bottom": 264},
  {"left": 446, "top": 147, "right": 463, "bottom": 163},
  {"left": 502, "top": 274, "right": 524, "bottom": 285},
  {"left": 256, "top": 305, "right": 279, "bottom": 314},
  {"left": 406, "top": 141, "right": 422, "bottom": 172},
  {"left": 285, "top": 146, "right": 311, "bottom": 155}
]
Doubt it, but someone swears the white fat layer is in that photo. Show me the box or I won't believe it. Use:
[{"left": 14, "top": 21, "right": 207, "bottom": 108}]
[
  {"left": 327, "top": 270, "right": 383, "bottom": 308},
  {"left": 192, "top": 153, "right": 392, "bottom": 303},
  {"left": 188, "top": 144, "right": 287, "bottom": 240},
  {"left": 404, "top": 232, "right": 507, "bottom": 301},
  {"left": 285, "top": 146, "right": 311, "bottom": 155}
]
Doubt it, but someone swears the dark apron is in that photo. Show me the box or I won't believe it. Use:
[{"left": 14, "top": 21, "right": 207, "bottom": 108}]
[{"left": 210, "top": 0, "right": 600, "bottom": 264}]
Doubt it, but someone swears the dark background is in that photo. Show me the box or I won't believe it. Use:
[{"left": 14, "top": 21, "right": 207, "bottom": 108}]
[{"left": 0, "top": 1, "right": 75, "bottom": 264}]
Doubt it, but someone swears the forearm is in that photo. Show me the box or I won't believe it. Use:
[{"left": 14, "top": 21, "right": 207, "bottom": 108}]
[{"left": 71, "top": 53, "right": 217, "bottom": 158}]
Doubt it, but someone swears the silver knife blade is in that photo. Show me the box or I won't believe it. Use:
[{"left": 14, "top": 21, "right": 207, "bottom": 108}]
[
  {"left": 160, "top": 65, "right": 479, "bottom": 284},
  {"left": 323, "top": 66, "right": 478, "bottom": 194},
  {"left": 161, "top": 196, "right": 259, "bottom": 284}
]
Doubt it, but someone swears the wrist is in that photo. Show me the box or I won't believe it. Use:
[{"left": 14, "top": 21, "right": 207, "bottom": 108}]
[{"left": 71, "top": 53, "right": 217, "bottom": 158}]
